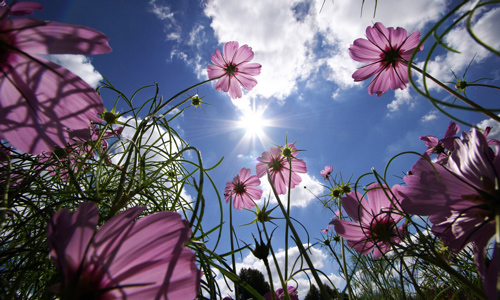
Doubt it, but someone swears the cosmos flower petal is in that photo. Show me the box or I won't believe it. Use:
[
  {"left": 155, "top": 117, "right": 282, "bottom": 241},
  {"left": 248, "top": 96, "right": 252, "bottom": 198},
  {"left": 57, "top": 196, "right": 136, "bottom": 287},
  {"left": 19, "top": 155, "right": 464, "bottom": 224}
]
[
  {"left": 206, "top": 64, "right": 226, "bottom": 79},
  {"left": 210, "top": 49, "right": 225, "bottom": 67},
  {"left": 13, "top": 20, "right": 112, "bottom": 54},
  {"left": 0, "top": 56, "right": 105, "bottom": 154},
  {"left": 233, "top": 44, "right": 254, "bottom": 64},
  {"left": 214, "top": 74, "right": 230, "bottom": 92},
  {"left": 223, "top": 41, "right": 239, "bottom": 62},
  {"left": 47, "top": 202, "right": 99, "bottom": 279},
  {"left": 387, "top": 26, "right": 408, "bottom": 49},
  {"left": 235, "top": 72, "right": 258, "bottom": 91},
  {"left": 47, "top": 202, "right": 200, "bottom": 299},
  {"left": 352, "top": 63, "right": 384, "bottom": 81},
  {"left": 349, "top": 38, "right": 383, "bottom": 62},
  {"left": 237, "top": 62, "right": 262, "bottom": 76},
  {"left": 9, "top": 1, "right": 43, "bottom": 16}
]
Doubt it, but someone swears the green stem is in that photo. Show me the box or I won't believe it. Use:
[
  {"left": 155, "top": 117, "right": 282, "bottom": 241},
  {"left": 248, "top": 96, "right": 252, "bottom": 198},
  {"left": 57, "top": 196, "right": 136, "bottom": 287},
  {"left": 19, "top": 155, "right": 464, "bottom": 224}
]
[
  {"left": 263, "top": 257, "right": 277, "bottom": 300},
  {"left": 229, "top": 196, "right": 239, "bottom": 300},
  {"left": 411, "top": 65, "right": 500, "bottom": 123},
  {"left": 262, "top": 222, "right": 287, "bottom": 296},
  {"left": 266, "top": 168, "right": 330, "bottom": 300}
]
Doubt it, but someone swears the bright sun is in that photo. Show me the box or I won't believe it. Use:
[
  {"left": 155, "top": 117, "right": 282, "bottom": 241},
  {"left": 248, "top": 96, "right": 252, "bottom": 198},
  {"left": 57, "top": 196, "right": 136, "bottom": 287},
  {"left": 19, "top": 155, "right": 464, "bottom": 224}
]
[{"left": 237, "top": 108, "right": 271, "bottom": 142}]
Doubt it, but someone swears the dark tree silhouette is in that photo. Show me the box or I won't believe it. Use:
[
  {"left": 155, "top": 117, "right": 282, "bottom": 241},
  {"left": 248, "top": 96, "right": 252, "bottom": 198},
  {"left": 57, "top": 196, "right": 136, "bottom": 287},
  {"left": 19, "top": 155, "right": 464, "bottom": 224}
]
[
  {"left": 304, "top": 284, "right": 342, "bottom": 300},
  {"left": 238, "top": 268, "right": 270, "bottom": 300}
]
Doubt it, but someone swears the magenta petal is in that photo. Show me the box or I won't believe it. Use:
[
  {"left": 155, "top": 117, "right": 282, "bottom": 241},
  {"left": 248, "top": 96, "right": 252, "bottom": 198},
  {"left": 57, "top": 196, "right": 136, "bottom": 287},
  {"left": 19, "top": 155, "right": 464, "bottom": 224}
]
[
  {"left": 13, "top": 20, "right": 112, "bottom": 55},
  {"left": 349, "top": 38, "right": 383, "bottom": 62},
  {"left": 47, "top": 202, "right": 98, "bottom": 279},
  {"left": 223, "top": 41, "right": 239, "bottom": 61},
  {"left": 235, "top": 72, "right": 258, "bottom": 91},
  {"left": 214, "top": 75, "right": 230, "bottom": 93},
  {"left": 0, "top": 56, "right": 105, "bottom": 154},
  {"left": 228, "top": 78, "right": 243, "bottom": 99},
  {"left": 352, "top": 63, "right": 384, "bottom": 81},
  {"left": 9, "top": 2, "right": 43, "bottom": 16},
  {"left": 206, "top": 65, "right": 226, "bottom": 79},
  {"left": 233, "top": 44, "right": 254, "bottom": 65},
  {"left": 237, "top": 62, "right": 262, "bottom": 76}
]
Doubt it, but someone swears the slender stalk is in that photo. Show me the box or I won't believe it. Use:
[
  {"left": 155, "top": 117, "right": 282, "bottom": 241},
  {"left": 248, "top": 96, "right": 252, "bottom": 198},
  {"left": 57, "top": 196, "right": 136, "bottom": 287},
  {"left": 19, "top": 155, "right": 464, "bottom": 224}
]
[
  {"left": 229, "top": 196, "right": 239, "bottom": 300},
  {"left": 337, "top": 200, "right": 354, "bottom": 300},
  {"left": 266, "top": 167, "right": 330, "bottom": 300},
  {"left": 263, "top": 257, "right": 277, "bottom": 300},
  {"left": 411, "top": 65, "right": 500, "bottom": 123},
  {"left": 262, "top": 222, "right": 287, "bottom": 296},
  {"left": 495, "top": 207, "right": 500, "bottom": 299}
]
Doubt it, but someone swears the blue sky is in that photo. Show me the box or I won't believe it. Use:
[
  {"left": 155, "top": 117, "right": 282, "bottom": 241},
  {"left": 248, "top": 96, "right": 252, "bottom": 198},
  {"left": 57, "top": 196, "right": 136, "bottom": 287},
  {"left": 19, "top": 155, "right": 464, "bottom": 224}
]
[{"left": 31, "top": 0, "right": 500, "bottom": 298}]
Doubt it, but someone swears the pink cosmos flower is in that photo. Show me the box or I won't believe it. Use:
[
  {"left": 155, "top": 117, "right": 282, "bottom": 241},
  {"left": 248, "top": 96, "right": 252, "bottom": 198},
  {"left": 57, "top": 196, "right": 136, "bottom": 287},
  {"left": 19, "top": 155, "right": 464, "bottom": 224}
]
[
  {"left": 320, "top": 165, "right": 333, "bottom": 180},
  {"left": 321, "top": 224, "right": 332, "bottom": 234},
  {"left": 419, "top": 121, "right": 460, "bottom": 164},
  {"left": 330, "top": 183, "right": 406, "bottom": 258},
  {"left": 256, "top": 143, "right": 307, "bottom": 195},
  {"left": 0, "top": 3, "right": 111, "bottom": 154},
  {"left": 263, "top": 286, "right": 299, "bottom": 300},
  {"left": 207, "top": 41, "right": 261, "bottom": 99},
  {"left": 397, "top": 128, "right": 498, "bottom": 291},
  {"left": 349, "top": 22, "right": 423, "bottom": 96},
  {"left": 47, "top": 202, "right": 200, "bottom": 299},
  {"left": 224, "top": 167, "right": 263, "bottom": 210}
]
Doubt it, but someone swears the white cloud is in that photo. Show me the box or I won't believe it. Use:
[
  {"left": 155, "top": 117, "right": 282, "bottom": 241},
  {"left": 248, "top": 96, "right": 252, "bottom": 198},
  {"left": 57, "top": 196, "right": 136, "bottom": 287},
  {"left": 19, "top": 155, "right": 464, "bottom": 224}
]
[
  {"left": 260, "top": 172, "right": 324, "bottom": 208},
  {"left": 421, "top": 110, "right": 439, "bottom": 123},
  {"left": 419, "top": 7, "right": 500, "bottom": 90},
  {"left": 478, "top": 114, "right": 500, "bottom": 141},
  {"left": 386, "top": 88, "right": 414, "bottom": 113},
  {"left": 203, "top": 0, "right": 447, "bottom": 103},
  {"left": 148, "top": 0, "right": 182, "bottom": 41},
  {"left": 44, "top": 54, "right": 103, "bottom": 88},
  {"left": 215, "top": 245, "right": 343, "bottom": 299}
]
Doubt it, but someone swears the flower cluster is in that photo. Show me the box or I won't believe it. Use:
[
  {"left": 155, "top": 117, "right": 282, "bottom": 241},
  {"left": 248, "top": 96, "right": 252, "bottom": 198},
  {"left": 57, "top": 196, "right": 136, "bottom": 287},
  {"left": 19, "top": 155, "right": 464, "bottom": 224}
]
[{"left": 398, "top": 126, "right": 500, "bottom": 296}]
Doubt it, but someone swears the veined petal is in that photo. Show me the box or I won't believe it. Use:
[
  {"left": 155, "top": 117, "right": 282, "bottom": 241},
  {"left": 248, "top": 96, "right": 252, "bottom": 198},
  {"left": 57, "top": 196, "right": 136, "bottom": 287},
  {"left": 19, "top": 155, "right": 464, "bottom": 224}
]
[
  {"left": 233, "top": 44, "right": 254, "bottom": 65},
  {"left": 228, "top": 77, "right": 243, "bottom": 99},
  {"left": 0, "top": 55, "right": 105, "bottom": 154},
  {"left": 206, "top": 64, "right": 226, "bottom": 79},
  {"left": 210, "top": 49, "right": 225, "bottom": 67},
  {"left": 13, "top": 20, "right": 111, "bottom": 54},
  {"left": 234, "top": 72, "right": 258, "bottom": 91},
  {"left": 237, "top": 62, "right": 262, "bottom": 76},
  {"left": 352, "top": 63, "right": 384, "bottom": 81},
  {"left": 47, "top": 202, "right": 98, "bottom": 279},
  {"left": 388, "top": 26, "right": 408, "bottom": 50},
  {"left": 214, "top": 75, "right": 230, "bottom": 93},
  {"left": 366, "top": 22, "right": 390, "bottom": 48},
  {"left": 349, "top": 38, "right": 383, "bottom": 62},
  {"left": 223, "top": 41, "right": 239, "bottom": 62}
]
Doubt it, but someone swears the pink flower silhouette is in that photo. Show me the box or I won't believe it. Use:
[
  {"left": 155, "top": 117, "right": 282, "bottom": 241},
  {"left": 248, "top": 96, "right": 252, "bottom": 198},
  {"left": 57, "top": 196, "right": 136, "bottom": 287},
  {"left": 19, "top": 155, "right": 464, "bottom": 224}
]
[
  {"left": 256, "top": 143, "right": 307, "bottom": 195},
  {"left": 0, "top": 3, "right": 111, "bottom": 154},
  {"left": 40, "top": 125, "right": 122, "bottom": 180},
  {"left": 263, "top": 286, "right": 299, "bottom": 300},
  {"left": 330, "top": 183, "right": 406, "bottom": 258},
  {"left": 398, "top": 128, "right": 498, "bottom": 290},
  {"left": 349, "top": 22, "right": 423, "bottom": 96},
  {"left": 320, "top": 165, "right": 333, "bottom": 180},
  {"left": 224, "top": 167, "right": 263, "bottom": 210},
  {"left": 419, "top": 121, "right": 460, "bottom": 164},
  {"left": 207, "top": 41, "right": 261, "bottom": 99},
  {"left": 47, "top": 202, "right": 200, "bottom": 299}
]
